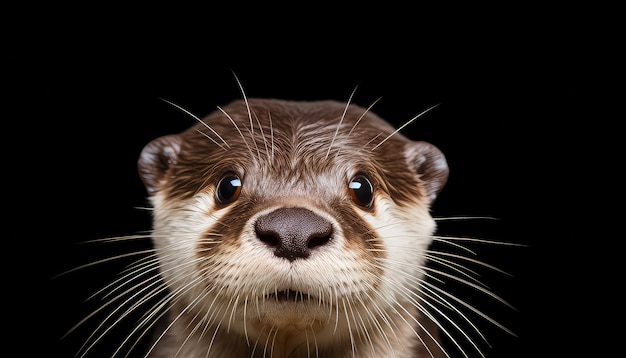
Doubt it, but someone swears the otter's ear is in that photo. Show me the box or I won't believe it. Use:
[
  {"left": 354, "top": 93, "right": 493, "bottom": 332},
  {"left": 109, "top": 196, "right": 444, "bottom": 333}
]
[
  {"left": 138, "top": 134, "right": 182, "bottom": 194},
  {"left": 405, "top": 141, "right": 449, "bottom": 203}
]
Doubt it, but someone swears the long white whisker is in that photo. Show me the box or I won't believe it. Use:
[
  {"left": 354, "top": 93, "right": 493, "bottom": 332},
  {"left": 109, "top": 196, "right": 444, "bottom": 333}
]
[
  {"left": 76, "top": 235, "right": 216, "bottom": 357},
  {"left": 325, "top": 85, "right": 358, "bottom": 160},
  {"left": 159, "top": 97, "right": 229, "bottom": 150},
  {"left": 367, "top": 262, "right": 452, "bottom": 358},
  {"left": 253, "top": 111, "right": 271, "bottom": 165},
  {"left": 76, "top": 270, "right": 167, "bottom": 357},
  {"left": 371, "top": 103, "right": 440, "bottom": 151},
  {"left": 217, "top": 106, "right": 254, "bottom": 157},
  {"left": 426, "top": 250, "right": 513, "bottom": 277},
  {"left": 335, "top": 96, "right": 382, "bottom": 160},
  {"left": 53, "top": 248, "right": 154, "bottom": 279},
  {"left": 347, "top": 96, "right": 382, "bottom": 138},
  {"left": 142, "top": 269, "right": 222, "bottom": 357},
  {"left": 232, "top": 71, "right": 261, "bottom": 162}
]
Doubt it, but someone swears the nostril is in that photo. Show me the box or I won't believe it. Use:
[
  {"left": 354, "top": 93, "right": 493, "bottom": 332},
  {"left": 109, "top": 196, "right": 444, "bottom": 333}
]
[
  {"left": 307, "top": 232, "right": 331, "bottom": 249},
  {"left": 257, "top": 231, "right": 280, "bottom": 247}
]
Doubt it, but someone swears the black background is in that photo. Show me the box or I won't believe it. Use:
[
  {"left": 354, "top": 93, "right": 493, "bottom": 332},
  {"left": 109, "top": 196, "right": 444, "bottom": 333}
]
[{"left": 8, "top": 8, "right": 586, "bottom": 358}]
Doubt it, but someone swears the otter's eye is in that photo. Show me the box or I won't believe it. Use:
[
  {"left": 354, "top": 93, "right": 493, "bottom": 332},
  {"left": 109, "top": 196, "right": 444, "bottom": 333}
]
[
  {"left": 348, "top": 174, "right": 374, "bottom": 208},
  {"left": 216, "top": 173, "right": 242, "bottom": 204}
]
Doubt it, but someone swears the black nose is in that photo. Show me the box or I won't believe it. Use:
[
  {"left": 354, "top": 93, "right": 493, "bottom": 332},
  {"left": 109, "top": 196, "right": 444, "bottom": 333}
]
[{"left": 255, "top": 207, "right": 333, "bottom": 261}]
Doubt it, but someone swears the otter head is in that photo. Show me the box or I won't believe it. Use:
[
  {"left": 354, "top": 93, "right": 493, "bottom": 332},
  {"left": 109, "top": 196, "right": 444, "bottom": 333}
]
[{"left": 138, "top": 98, "right": 448, "bottom": 355}]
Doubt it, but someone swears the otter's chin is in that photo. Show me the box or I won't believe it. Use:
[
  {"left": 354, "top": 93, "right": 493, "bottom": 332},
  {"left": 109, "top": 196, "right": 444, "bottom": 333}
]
[{"left": 252, "top": 301, "right": 329, "bottom": 331}]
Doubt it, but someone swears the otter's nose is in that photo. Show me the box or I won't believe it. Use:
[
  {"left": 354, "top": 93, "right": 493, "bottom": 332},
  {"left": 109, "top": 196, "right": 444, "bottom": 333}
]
[{"left": 255, "top": 207, "right": 333, "bottom": 261}]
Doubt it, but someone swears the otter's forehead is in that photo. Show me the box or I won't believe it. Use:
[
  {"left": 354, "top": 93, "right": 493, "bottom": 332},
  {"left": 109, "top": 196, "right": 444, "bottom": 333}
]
[
  {"left": 161, "top": 98, "right": 419, "bottom": 204},
  {"left": 187, "top": 98, "right": 401, "bottom": 157}
]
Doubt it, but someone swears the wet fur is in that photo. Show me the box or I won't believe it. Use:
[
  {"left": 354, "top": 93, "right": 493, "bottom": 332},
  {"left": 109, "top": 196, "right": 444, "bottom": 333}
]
[{"left": 64, "top": 93, "right": 513, "bottom": 358}]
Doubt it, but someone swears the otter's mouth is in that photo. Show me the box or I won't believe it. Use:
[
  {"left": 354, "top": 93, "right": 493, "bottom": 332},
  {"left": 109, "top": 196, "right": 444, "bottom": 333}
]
[{"left": 265, "top": 289, "right": 315, "bottom": 303}]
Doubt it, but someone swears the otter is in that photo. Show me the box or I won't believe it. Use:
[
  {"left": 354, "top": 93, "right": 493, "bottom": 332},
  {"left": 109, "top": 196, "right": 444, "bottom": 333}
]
[{"left": 70, "top": 97, "right": 512, "bottom": 357}]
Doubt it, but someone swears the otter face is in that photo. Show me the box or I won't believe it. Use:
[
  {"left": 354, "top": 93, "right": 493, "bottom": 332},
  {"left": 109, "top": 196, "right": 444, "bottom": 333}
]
[{"left": 138, "top": 98, "right": 448, "bottom": 355}]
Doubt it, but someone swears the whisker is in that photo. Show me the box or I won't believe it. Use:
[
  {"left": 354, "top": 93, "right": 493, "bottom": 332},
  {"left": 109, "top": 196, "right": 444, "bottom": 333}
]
[
  {"left": 91, "top": 254, "right": 160, "bottom": 301},
  {"left": 426, "top": 278, "right": 518, "bottom": 334},
  {"left": 75, "top": 237, "right": 216, "bottom": 357},
  {"left": 347, "top": 96, "right": 382, "bottom": 138},
  {"left": 76, "top": 271, "right": 167, "bottom": 357},
  {"left": 325, "top": 85, "right": 359, "bottom": 160},
  {"left": 159, "top": 97, "right": 229, "bottom": 150},
  {"left": 392, "top": 253, "right": 518, "bottom": 338},
  {"left": 340, "top": 297, "right": 357, "bottom": 357},
  {"left": 435, "top": 235, "right": 527, "bottom": 247},
  {"left": 335, "top": 96, "right": 382, "bottom": 160},
  {"left": 433, "top": 216, "right": 499, "bottom": 222},
  {"left": 269, "top": 111, "right": 275, "bottom": 163},
  {"left": 417, "top": 289, "right": 484, "bottom": 358},
  {"left": 142, "top": 269, "right": 221, "bottom": 357},
  {"left": 253, "top": 111, "right": 271, "bottom": 164},
  {"left": 232, "top": 71, "right": 262, "bottom": 162},
  {"left": 351, "top": 289, "right": 396, "bottom": 355},
  {"left": 373, "top": 260, "right": 478, "bottom": 358},
  {"left": 52, "top": 248, "right": 155, "bottom": 279},
  {"left": 426, "top": 250, "right": 513, "bottom": 277},
  {"left": 77, "top": 233, "right": 152, "bottom": 244},
  {"left": 217, "top": 105, "right": 254, "bottom": 158},
  {"left": 367, "top": 260, "right": 452, "bottom": 356},
  {"left": 369, "top": 225, "right": 520, "bottom": 356},
  {"left": 371, "top": 103, "right": 440, "bottom": 151}
]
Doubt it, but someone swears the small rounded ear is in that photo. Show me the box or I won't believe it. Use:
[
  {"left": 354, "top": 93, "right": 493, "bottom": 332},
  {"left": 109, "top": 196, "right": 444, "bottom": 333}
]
[
  {"left": 405, "top": 141, "right": 449, "bottom": 203},
  {"left": 138, "top": 134, "right": 182, "bottom": 194}
]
